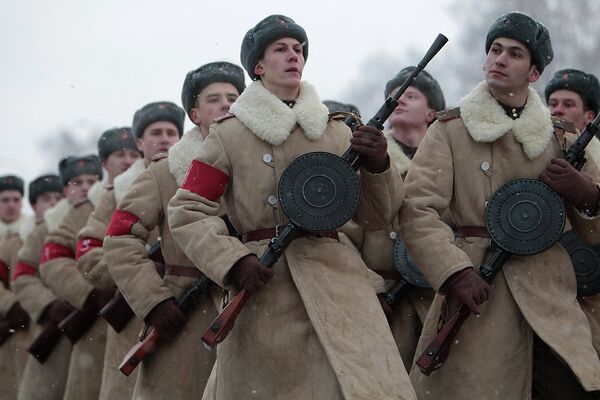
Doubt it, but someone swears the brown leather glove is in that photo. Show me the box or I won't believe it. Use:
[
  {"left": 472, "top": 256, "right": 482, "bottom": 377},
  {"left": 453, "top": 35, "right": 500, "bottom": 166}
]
[
  {"left": 350, "top": 125, "right": 390, "bottom": 173},
  {"left": 228, "top": 255, "right": 274, "bottom": 295},
  {"left": 539, "top": 158, "right": 600, "bottom": 212},
  {"left": 145, "top": 299, "right": 187, "bottom": 341},
  {"left": 445, "top": 268, "right": 490, "bottom": 315},
  {"left": 86, "top": 288, "right": 115, "bottom": 310},
  {"left": 6, "top": 303, "right": 29, "bottom": 330},
  {"left": 43, "top": 300, "right": 75, "bottom": 324},
  {"left": 377, "top": 293, "right": 394, "bottom": 324}
]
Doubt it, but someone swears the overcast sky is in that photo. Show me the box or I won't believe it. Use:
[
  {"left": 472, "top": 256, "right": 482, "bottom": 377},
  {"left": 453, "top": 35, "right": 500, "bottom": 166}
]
[{"left": 1, "top": 0, "right": 459, "bottom": 212}]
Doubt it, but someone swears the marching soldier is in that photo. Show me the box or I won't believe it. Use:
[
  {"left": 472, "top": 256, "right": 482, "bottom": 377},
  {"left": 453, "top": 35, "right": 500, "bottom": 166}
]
[
  {"left": 103, "top": 63, "right": 243, "bottom": 400},
  {"left": 167, "top": 15, "right": 416, "bottom": 399},
  {"left": 399, "top": 12, "right": 600, "bottom": 399},
  {"left": 0, "top": 175, "right": 30, "bottom": 399},
  {"left": 76, "top": 105, "right": 184, "bottom": 400}
]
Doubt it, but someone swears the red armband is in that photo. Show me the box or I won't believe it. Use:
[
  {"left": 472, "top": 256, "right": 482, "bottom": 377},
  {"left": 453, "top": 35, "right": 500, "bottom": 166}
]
[
  {"left": 12, "top": 261, "right": 37, "bottom": 281},
  {"left": 75, "top": 237, "right": 103, "bottom": 260},
  {"left": 40, "top": 242, "right": 74, "bottom": 264},
  {"left": 181, "top": 160, "right": 229, "bottom": 201},
  {"left": 106, "top": 209, "right": 139, "bottom": 237}
]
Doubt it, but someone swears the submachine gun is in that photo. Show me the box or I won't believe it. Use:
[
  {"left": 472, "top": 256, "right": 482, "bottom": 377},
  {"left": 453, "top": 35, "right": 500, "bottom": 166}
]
[
  {"left": 200, "top": 34, "right": 448, "bottom": 349},
  {"left": 416, "top": 112, "right": 600, "bottom": 375}
]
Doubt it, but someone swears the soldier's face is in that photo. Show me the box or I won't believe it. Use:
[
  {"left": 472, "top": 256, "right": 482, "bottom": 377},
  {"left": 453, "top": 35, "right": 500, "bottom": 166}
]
[
  {"left": 548, "top": 89, "right": 595, "bottom": 132},
  {"left": 484, "top": 37, "right": 540, "bottom": 92},
  {"left": 137, "top": 121, "right": 180, "bottom": 162},
  {"left": 388, "top": 86, "right": 436, "bottom": 134},
  {"left": 0, "top": 190, "right": 22, "bottom": 223},
  {"left": 32, "top": 191, "right": 63, "bottom": 218},
  {"left": 103, "top": 148, "right": 142, "bottom": 180},
  {"left": 254, "top": 37, "right": 304, "bottom": 91},
  {"left": 65, "top": 174, "right": 99, "bottom": 203},
  {"left": 191, "top": 82, "right": 240, "bottom": 136}
]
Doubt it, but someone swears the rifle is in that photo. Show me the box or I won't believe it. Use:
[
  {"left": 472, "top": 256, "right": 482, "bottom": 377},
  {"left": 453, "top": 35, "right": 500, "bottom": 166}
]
[
  {"left": 200, "top": 34, "right": 449, "bottom": 349},
  {"left": 100, "top": 241, "right": 165, "bottom": 333},
  {"left": 415, "top": 112, "right": 600, "bottom": 375},
  {"left": 27, "top": 321, "right": 62, "bottom": 363}
]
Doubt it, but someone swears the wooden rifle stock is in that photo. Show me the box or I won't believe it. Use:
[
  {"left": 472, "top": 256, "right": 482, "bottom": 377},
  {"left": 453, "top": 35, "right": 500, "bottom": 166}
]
[
  {"left": 27, "top": 321, "right": 62, "bottom": 363},
  {"left": 58, "top": 305, "right": 98, "bottom": 344},
  {"left": 99, "top": 293, "right": 135, "bottom": 333},
  {"left": 119, "top": 275, "right": 211, "bottom": 376}
]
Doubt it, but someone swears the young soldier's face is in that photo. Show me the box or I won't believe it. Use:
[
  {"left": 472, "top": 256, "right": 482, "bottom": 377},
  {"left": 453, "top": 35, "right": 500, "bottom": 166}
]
[
  {"left": 103, "top": 148, "right": 142, "bottom": 179},
  {"left": 137, "top": 121, "right": 180, "bottom": 162},
  {"left": 548, "top": 89, "right": 595, "bottom": 131},
  {"left": 32, "top": 192, "right": 63, "bottom": 218},
  {"left": 388, "top": 86, "right": 436, "bottom": 129},
  {"left": 0, "top": 190, "right": 22, "bottom": 223},
  {"left": 65, "top": 174, "right": 99, "bottom": 203},
  {"left": 255, "top": 37, "right": 305, "bottom": 90},
  {"left": 484, "top": 37, "right": 540, "bottom": 92},
  {"left": 191, "top": 82, "right": 239, "bottom": 132}
]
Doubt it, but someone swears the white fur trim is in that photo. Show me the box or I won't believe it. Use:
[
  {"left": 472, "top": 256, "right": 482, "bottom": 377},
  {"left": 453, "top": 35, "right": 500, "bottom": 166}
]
[
  {"left": 168, "top": 126, "right": 205, "bottom": 186},
  {"left": 18, "top": 215, "right": 37, "bottom": 241},
  {"left": 384, "top": 131, "right": 412, "bottom": 176},
  {"left": 0, "top": 214, "right": 28, "bottom": 239},
  {"left": 230, "top": 80, "right": 329, "bottom": 145},
  {"left": 114, "top": 159, "right": 147, "bottom": 203},
  {"left": 43, "top": 198, "right": 71, "bottom": 232},
  {"left": 459, "top": 81, "right": 554, "bottom": 159},
  {"left": 88, "top": 175, "right": 110, "bottom": 208}
]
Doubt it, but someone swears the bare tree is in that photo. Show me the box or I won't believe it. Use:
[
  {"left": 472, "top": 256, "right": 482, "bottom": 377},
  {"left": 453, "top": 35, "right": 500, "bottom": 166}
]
[{"left": 39, "top": 123, "right": 100, "bottom": 172}]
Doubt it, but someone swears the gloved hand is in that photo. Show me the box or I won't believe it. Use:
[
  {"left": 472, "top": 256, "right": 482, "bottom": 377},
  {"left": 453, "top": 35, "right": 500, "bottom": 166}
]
[
  {"left": 6, "top": 303, "right": 29, "bottom": 330},
  {"left": 228, "top": 255, "right": 274, "bottom": 295},
  {"left": 146, "top": 299, "right": 187, "bottom": 341},
  {"left": 377, "top": 293, "right": 394, "bottom": 324},
  {"left": 43, "top": 300, "right": 75, "bottom": 324},
  {"left": 86, "top": 288, "right": 115, "bottom": 310},
  {"left": 350, "top": 125, "right": 390, "bottom": 173},
  {"left": 445, "top": 268, "right": 490, "bottom": 315},
  {"left": 539, "top": 158, "right": 600, "bottom": 212}
]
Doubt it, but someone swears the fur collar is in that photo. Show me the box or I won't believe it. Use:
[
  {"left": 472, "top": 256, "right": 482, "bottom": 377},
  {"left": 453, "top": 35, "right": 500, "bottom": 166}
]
[
  {"left": 0, "top": 214, "right": 27, "bottom": 239},
  {"left": 114, "top": 158, "right": 147, "bottom": 203},
  {"left": 18, "top": 215, "right": 37, "bottom": 241},
  {"left": 88, "top": 175, "right": 110, "bottom": 208},
  {"left": 459, "top": 81, "right": 554, "bottom": 159},
  {"left": 168, "top": 126, "right": 205, "bottom": 186},
  {"left": 585, "top": 136, "right": 600, "bottom": 169},
  {"left": 44, "top": 198, "right": 71, "bottom": 232},
  {"left": 230, "top": 80, "right": 329, "bottom": 145},
  {"left": 384, "top": 130, "right": 412, "bottom": 176}
]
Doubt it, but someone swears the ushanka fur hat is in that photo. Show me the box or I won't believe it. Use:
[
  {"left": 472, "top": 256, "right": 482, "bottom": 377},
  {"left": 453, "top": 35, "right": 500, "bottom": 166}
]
[
  {"left": 241, "top": 14, "right": 308, "bottom": 80},
  {"left": 545, "top": 68, "right": 600, "bottom": 114},
  {"left": 384, "top": 67, "right": 446, "bottom": 111},
  {"left": 59, "top": 155, "right": 103, "bottom": 186},
  {"left": 132, "top": 101, "right": 185, "bottom": 138},
  {"left": 486, "top": 11, "right": 553, "bottom": 74},
  {"left": 97, "top": 127, "right": 137, "bottom": 160},
  {"left": 181, "top": 62, "right": 246, "bottom": 117},
  {"left": 0, "top": 175, "right": 24, "bottom": 195},
  {"left": 28, "top": 174, "right": 62, "bottom": 205}
]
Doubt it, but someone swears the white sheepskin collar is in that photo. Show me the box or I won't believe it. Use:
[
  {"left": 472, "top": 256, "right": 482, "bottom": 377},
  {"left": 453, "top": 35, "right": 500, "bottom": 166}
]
[
  {"left": 384, "top": 130, "right": 412, "bottom": 176},
  {"left": 168, "top": 126, "right": 205, "bottom": 186},
  {"left": 0, "top": 214, "right": 28, "bottom": 239},
  {"left": 114, "top": 158, "right": 147, "bottom": 203},
  {"left": 88, "top": 175, "right": 110, "bottom": 208},
  {"left": 459, "top": 81, "right": 554, "bottom": 159},
  {"left": 585, "top": 136, "right": 600, "bottom": 170},
  {"left": 18, "top": 215, "right": 37, "bottom": 241},
  {"left": 230, "top": 80, "right": 329, "bottom": 145},
  {"left": 43, "top": 198, "right": 71, "bottom": 232}
]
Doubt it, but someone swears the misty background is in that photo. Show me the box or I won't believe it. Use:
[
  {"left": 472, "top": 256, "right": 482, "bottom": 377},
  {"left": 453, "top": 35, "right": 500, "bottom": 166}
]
[{"left": 2, "top": 0, "right": 599, "bottom": 213}]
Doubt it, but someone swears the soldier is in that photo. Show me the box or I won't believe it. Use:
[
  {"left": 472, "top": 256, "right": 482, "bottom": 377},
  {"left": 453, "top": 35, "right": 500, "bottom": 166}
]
[
  {"left": 167, "top": 15, "right": 416, "bottom": 399},
  {"left": 322, "top": 99, "right": 361, "bottom": 116},
  {"left": 103, "top": 63, "right": 243, "bottom": 400},
  {"left": 76, "top": 106, "right": 184, "bottom": 400},
  {"left": 399, "top": 12, "right": 600, "bottom": 399},
  {"left": 545, "top": 69, "right": 600, "bottom": 361},
  {"left": 348, "top": 67, "right": 446, "bottom": 372},
  {"left": 0, "top": 175, "right": 30, "bottom": 399}
]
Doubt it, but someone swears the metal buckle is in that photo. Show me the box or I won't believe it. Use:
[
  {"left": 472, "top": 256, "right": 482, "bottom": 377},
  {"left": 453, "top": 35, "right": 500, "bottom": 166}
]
[{"left": 275, "top": 224, "right": 284, "bottom": 237}]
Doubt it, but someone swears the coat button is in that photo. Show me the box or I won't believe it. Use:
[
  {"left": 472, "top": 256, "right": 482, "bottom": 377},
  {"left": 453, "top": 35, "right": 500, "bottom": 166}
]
[
  {"left": 389, "top": 231, "right": 398, "bottom": 240},
  {"left": 263, "top": 154, "right": 273, "bottom": 163},
  {"left": 267, "top": 195, "right": 278, "bottom": 205},
  {"left": 481, "top": 161, "right": 490, "bottom": 171}
]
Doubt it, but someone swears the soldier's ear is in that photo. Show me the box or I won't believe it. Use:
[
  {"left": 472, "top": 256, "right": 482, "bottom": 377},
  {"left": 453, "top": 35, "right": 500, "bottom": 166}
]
[
  {"left": 425, "top": 109, "right": 436, "bottom": 124},
  {"left": 254, "top": 62, "right": 264, "bottom": 77},
  {"left": 528, "top": 65, "right": 540, "bottom": 83}
]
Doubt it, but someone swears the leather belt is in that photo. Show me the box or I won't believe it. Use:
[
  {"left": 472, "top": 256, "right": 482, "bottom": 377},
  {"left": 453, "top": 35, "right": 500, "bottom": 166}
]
[
  {"left": 455, "top": 226, "right": 490, "bottom": 238},
  {"left": 240, "top": 226, "right": 339, "bottom": 244},
  {"left": 373, "top": 269, "right": 402, "bottom": 281},
  {"left": 164, "top": 264, "right": 204, "bottom": 279}
]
